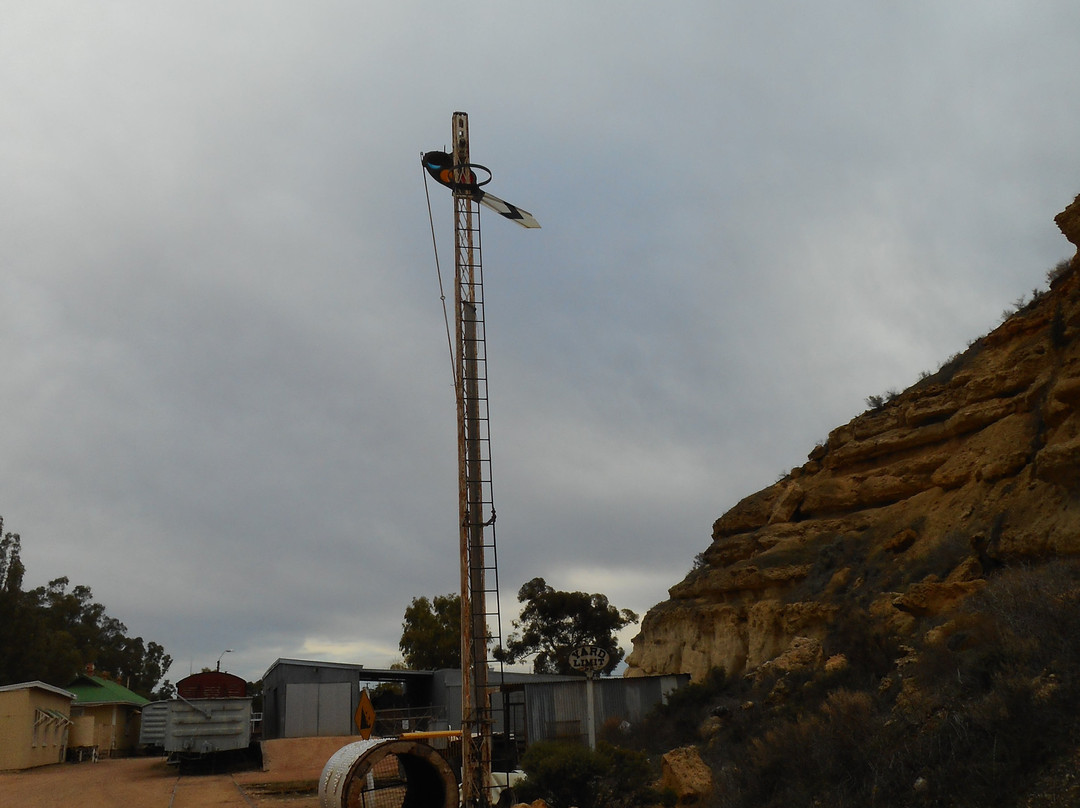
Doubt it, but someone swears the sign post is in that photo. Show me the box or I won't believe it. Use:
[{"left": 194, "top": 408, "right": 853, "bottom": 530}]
[{"left": 569, "top": 646, "right": 610, "bottom": 750}]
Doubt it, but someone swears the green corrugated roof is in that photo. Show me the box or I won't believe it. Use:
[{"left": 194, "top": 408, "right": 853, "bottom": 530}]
[{"left": 66, "top": 674, "right": 149, "bottom": 706}]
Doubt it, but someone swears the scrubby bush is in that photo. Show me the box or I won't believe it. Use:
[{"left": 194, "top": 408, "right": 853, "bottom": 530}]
[
  {"left": 593, "top": 744, "right": 670, "bottom": 808},
  {"left": 1047, "top": 257, "right": 1073, "bottom": 286},
  {"left": 737, "top": 689, "right": 891, "bottom": 808},
  {"left": 515, "top": 741, "right": 664, "bottom": 808},
  {"left": 516, "top": 741, "right": 606, "bottom": 808},
  {"left": 821, "top": 605, "right": 899, "bottom": 684},
  {"left": 625, "top": 667, "right": 741, "bottom": 753},
  {"left": 718, "top": 560, "right": 1080, "bottom": 807},
  {"left": 865, "top": 393, "right": 885, "bottom": 410},
  {"left": 656, "top": 561, "right": 1080, "bottom": 807}
]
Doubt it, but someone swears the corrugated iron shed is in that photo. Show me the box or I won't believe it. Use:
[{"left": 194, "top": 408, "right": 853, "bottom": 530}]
[{"left": 521, "top": 674, "right": 688, "bottom": 746}]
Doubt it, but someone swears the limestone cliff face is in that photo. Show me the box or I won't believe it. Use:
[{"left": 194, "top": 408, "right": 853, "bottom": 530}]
[{"left": 627, "top": 195, "right": 1080, "bottom": 682}]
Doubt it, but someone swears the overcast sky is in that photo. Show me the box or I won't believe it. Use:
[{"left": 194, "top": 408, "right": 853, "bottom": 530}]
[{"left": 2, "top": 2, "right": 1078, "bottom": 685}]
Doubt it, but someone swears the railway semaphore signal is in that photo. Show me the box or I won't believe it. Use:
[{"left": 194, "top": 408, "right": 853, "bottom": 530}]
[{"left": 422, "top": 111, "right": 539, "bottom": 808}]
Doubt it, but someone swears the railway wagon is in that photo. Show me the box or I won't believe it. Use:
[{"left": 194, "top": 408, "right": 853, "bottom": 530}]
[
  {"left": 141, "top": 671, "right": 253, "bottom": 758},
  {"left": 138, "top": 700, "right": 170, "bottom": 749},
  {"left": 163, "top": 696, "right": 253, "bottom": 756}
]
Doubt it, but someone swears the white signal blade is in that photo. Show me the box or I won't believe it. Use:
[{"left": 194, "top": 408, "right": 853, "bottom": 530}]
[{"left": 477, "top": 191, "right": 540, "bottom": 229}]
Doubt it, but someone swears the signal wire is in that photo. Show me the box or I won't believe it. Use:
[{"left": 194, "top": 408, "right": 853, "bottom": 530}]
[{"left": 422, "top": 157, "right": 459, "bottom": 387}]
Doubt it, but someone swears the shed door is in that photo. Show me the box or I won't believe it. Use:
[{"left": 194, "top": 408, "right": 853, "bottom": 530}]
[
  {"left": 316, "top": 683, "right": 353, "bottom": 735},
  {"left": 284, "top": 683, "right": 353, "bottom": 737}
]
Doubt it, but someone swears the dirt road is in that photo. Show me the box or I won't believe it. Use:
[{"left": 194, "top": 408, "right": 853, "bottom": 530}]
[{"left": 0, "top": 756, "right": 322, "bottom": 808}]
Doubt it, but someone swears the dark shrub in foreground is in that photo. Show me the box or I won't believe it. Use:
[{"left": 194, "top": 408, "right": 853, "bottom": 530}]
[{"left": 516, "top": 740, "right": 665, "bottom": 808}]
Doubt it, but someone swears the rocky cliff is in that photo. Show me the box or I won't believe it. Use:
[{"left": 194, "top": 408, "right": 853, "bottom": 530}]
[{"left": 627, "top": 195, "right": 1080, "bottom": 683}]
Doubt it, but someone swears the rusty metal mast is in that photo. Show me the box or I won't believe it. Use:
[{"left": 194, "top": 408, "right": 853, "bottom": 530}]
[
  {"left": 425, "top": 110, "right": 536, "bottom": 807},
  {"left": 452, "top": 111, "right": 498, "bottom": 808}
]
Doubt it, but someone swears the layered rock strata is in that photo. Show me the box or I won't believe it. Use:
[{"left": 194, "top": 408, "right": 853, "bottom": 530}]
[{"left": 627, "top": 195, "right": 1080, "bottom": 681}]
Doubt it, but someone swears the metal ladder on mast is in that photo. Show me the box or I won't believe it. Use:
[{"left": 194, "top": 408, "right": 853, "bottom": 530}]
[{"left": 454, "top": 114, "right": 506, "bottom": 808}]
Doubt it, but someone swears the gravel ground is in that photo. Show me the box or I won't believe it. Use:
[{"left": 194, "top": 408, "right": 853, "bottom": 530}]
[{"left": 0, "top": 756, "right": 321, "bottom": 808}]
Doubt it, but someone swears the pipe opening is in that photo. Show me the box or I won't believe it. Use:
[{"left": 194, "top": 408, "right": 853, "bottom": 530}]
[{"left": 320, "top": 739, "right": 459, "bottom": 808}]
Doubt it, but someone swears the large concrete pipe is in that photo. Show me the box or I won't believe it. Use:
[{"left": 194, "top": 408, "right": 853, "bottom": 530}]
[{"left": 319, "top": 738, "right": 459, "bottom": 808}]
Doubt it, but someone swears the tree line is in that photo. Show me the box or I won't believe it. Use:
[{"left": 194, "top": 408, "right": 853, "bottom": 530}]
[
  {"left": 0, "top": 518, "right": 172, "bottom": 698},
  {"left": 1, "top": 514, "right": 637, "bottom": 698},
  {"left": 399, "top": 576, "right": 638, "bottom": 675}
]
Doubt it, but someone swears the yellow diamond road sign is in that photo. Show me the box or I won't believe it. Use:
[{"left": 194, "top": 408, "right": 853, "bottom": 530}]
[{"left": 355, "top": 689, "right": 376, "bottom": 739}]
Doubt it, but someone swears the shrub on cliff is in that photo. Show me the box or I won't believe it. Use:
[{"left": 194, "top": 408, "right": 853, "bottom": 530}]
[
  {"left": 617, "top": 667, "right": 742, "bottom": 753},
  {"left": 704, "top": 560, "right": 1080, "bottom": 808},
  {"left": 515, "top": 741, "right": 664, "bottom": 808}
]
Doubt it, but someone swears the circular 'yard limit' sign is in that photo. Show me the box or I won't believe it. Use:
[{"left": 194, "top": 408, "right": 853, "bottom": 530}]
[{"left": 569, "top": 645, "right": 609, "bottom": 673}]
